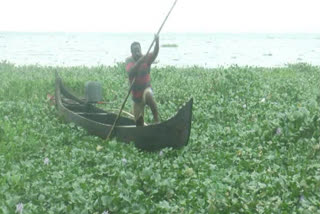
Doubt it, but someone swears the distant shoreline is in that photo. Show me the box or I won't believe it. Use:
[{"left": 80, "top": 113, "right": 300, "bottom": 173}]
[
  {"left": 1, "top": 31, "right": 320, "bottom": 35},
  {"left": 1, "top": 60, "right": 319, "bottom": 70}
]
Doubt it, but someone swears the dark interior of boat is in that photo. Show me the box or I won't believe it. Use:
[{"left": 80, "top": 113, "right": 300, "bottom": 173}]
[{"left": 62, "top": 101, "right": 136, "bottom": 126}]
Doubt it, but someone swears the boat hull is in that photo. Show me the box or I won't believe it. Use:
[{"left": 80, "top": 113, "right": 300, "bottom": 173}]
[{"left": 55, "top": 73, "right": 193, "bottom": 151}]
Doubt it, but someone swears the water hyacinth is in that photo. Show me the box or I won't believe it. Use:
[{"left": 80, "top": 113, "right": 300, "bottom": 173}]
[
  {"left": 1, "top": 63, "right": 319, "bottom": 213},
  {"left": 299, "top": 194, "right": 306, "bottom": 204},
  {"left": 121, "top": 158, "right": 127, "bottom": 164},
  {"left": 44, "top": 157, "right": 50, "bottom": 165},
  {"left": 96, "top": 145, "right": 103, "bottom": 151},
  {"left": 276, "top": 127, "right": 282, "bottom": 136},
  {"left": 15, "top": 203, "right": 23, "bottom": 214}
]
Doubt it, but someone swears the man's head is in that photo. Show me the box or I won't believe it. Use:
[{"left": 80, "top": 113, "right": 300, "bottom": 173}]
[{"left": 131, "top": 42, "right": 142, "bottom": 61}]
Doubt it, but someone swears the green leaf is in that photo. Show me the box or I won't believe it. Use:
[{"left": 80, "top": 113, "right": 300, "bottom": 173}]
[{"left": 101, "top": 196, "right": 112, "bottom": 206}]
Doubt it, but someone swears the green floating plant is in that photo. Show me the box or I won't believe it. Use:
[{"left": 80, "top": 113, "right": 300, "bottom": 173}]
[{"left": 0, "top": 61, "right": 319, "bottom": 213}]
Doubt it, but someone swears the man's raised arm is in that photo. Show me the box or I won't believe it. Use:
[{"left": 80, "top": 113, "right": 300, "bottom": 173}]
[{"left": 148, "top": 35, "right": 160, "bottom": 65}]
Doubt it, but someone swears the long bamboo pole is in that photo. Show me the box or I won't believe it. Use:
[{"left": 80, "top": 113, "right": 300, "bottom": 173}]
[{"left": 106, "top": 0, "right": 178, "bottom": 140}]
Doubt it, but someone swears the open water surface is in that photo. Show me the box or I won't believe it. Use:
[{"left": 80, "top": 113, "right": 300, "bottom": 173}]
[{"left": 1, "top": 32, "right": 320, "bottom": 67}]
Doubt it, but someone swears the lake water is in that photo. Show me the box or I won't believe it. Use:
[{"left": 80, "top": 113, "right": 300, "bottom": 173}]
[{"left": 1, "top": 32, "right": 320, "bottom": 68}]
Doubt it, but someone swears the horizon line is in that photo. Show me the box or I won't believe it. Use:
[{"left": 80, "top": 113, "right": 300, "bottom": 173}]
[{"left": 1, "top": 30, "right": 320, "bottom": 34}]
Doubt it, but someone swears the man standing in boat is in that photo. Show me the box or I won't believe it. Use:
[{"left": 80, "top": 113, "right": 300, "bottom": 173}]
[{"left": 125, "top": 35, "right": 160, "bottom": 126}]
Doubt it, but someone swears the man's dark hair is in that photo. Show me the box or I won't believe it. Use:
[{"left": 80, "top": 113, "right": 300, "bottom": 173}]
[{"left": 131, "top": 42, "right": 141, "bottom": 52}]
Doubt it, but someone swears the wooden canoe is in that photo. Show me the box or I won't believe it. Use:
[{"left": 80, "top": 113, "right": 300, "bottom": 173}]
[{"left": 55, "top": 72, "right": 193, "bottom": 151}]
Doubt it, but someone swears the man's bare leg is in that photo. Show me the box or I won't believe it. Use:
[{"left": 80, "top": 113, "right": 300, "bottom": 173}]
[
  {"left": 133, "top": 101, "right": 145, "bottom": 126},
  {"left": 145, "top": 91, "right": 159, "bottom": 123}
]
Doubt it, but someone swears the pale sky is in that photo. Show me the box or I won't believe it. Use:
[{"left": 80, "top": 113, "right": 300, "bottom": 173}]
[{"left": 1, "top": 0, "right": 319, "bottom": 33}]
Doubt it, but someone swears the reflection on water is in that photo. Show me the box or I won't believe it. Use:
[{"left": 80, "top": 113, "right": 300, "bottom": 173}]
[{"left": 0, "top": 32, "right": 320, "bottom": 68}]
